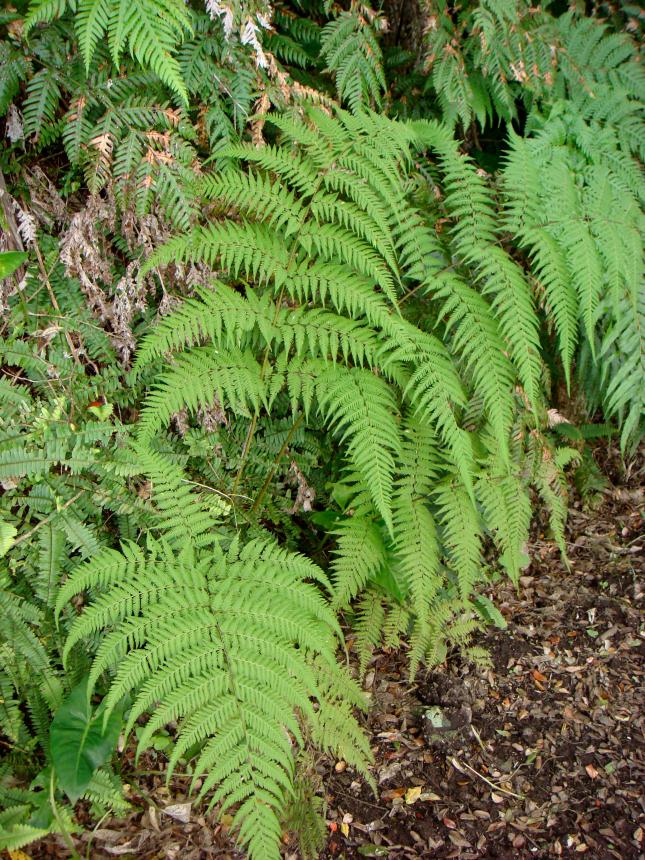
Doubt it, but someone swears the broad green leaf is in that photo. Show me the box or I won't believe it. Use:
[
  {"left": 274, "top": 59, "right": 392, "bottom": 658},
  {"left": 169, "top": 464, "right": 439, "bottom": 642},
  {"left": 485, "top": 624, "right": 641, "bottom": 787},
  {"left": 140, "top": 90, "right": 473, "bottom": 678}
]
[
  {"left": 0, "top": 251, "right": 27, "bottom": 280},
  {"left": 50, "top": 680, "right": 122, "bottom": 802}
]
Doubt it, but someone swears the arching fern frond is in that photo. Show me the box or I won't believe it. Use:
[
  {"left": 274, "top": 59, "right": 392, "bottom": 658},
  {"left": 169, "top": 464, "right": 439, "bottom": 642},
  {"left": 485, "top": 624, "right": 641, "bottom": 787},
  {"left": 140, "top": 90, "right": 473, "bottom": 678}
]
[{"left": 56, "top": 527, "right": 370, "bottom": 860}]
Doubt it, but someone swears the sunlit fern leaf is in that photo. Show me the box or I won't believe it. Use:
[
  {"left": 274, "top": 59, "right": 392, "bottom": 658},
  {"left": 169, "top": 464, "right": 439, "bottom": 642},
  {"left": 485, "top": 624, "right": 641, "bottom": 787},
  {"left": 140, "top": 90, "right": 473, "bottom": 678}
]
[{"left": 56, "top": 531, "right": 370, "bottom": 860}]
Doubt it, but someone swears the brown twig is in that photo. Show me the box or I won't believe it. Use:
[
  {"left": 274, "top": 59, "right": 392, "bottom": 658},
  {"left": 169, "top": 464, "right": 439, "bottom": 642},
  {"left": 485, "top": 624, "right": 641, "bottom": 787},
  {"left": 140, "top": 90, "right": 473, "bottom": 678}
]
[
  {"left": 12, "top": 491, "right": 84, "bottom": 548},
  {"left": 450, "top": 756, "right": 525, "bottom": 799}
]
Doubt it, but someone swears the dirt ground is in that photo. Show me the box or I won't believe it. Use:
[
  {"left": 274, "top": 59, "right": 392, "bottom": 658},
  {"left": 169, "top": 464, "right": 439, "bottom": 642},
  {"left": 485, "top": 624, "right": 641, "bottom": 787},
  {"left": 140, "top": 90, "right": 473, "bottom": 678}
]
[{"left": 31, "top": 450, "right": 644, "bottom": 860}]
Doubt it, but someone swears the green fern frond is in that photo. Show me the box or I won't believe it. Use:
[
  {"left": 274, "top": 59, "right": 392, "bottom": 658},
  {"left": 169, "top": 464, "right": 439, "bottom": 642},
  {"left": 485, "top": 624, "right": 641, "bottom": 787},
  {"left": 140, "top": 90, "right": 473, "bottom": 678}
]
[
  {"left": 433, "top": 481, "right": 482, "bottom": 601},
  {"left": 434, "top": 273, "right": 515, "bottom": 452},
  {"left": 25, "top": 0, "right": 192, "bottom": 102},
  {"left": 56, "top": 533, "right": 370, "bottom": 860},
  {"left": 476, "top": 469, "right": 531, "bottom": 584},
  {"left": 331, "top": 515, "right": 386, "bottom": 609},
  {"left": 320, "top": 7, "right": 386, "bottom": 112},
  {"left": 469, "top": 245, "right": 543, "bottom": 409},
  {"left": 137, "top": 347, "right": 266, "bottom": 440},
  {"left": 22, "top": 69, "right": 61, "bottom": 139},
  {"left": 390, "top": 418, "right": 442, "bottom": 674},
  {"left": 315, "top": 366, "right": 400, "bottom": 532},
  {"left": 353, "top": 590, "right": 386, "bottom": 677}
]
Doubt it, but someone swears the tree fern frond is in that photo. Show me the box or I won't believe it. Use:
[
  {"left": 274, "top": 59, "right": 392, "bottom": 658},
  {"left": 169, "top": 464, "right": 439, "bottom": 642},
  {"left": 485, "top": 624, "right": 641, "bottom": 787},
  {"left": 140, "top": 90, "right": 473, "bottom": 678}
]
[
  {"left": 434, "top": 481, "right": 482, "bottom": 601},
  {"left": 468, "top": 245, "right": 543, "bottom": 409},
  {"left": 26, "top": 0, "right": 192, "bottom": 102},
  {"left": 132, "top": 283, "right": 262, "bottom": 375},
  {"left": 476, "top": 470, "right": 531, "bottom": 584},
  {"left": 434, "top": 273, "right": 515, "bottom": 453},
  {"left": 353, "top": 590, "right": 385, "bottom": 677},
  {"left": 315, "top": 366, "right": 400, "bottom": 532}
]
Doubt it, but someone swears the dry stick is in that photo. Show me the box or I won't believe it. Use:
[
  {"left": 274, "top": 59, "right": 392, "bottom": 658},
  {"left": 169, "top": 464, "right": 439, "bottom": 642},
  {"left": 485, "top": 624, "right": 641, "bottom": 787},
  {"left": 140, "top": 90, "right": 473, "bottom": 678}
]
[
  {"left": 13, "top": 491, "right": 84, "bottom": 547},
  {"left": 450, "top": 756, "right": 525, "bottom": 800},
  {"left": 469, "top": 722, "right": 487, "bottom": 752}
]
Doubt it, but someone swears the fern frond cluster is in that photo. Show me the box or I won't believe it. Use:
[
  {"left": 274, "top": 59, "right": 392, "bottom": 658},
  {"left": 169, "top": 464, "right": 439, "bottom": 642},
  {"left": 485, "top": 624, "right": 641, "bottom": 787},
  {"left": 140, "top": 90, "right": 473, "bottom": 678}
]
[
  {"left": 420, "top": 1, "right": 644, "bottom": 148},
  {"left": 0, "top": 323, "right": 137, "bottom": 847},
  {"left": 1, "top": 8, "right": 258, "bottom": 226},
  {"left": 502, "top": 113, "right": 644, "bottom": 450},
  {"left": 1, "top": 3, "right": 643, "bottom": 858},
  {"left": 25, "top": 0, "right": 193, "bottom": 101},
  {"left": 56, "top": 450, "right": 371, "bottom": 860},
  {"left": 134, "top": 107, "right": 580, "bottom": 678}
]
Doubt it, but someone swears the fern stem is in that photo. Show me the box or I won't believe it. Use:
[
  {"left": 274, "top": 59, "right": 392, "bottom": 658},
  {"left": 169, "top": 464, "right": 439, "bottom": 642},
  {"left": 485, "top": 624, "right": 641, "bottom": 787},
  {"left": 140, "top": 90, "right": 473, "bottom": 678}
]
[
  {"left": 250, "top": 413, "right": 305, "bottom": 515},
  {"left": 32, "top": 233, "right": 84, "bottom": 372},
  {"left": 232, "top": 413, "right": 258, "bottom": 497}
]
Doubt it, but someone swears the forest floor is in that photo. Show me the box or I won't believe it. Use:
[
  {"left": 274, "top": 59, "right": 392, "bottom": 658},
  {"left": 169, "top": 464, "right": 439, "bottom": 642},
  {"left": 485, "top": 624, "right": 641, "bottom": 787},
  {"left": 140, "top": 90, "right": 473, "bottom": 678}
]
[{"left": 32, "top": 449, "right": 644, "bottom": 860}]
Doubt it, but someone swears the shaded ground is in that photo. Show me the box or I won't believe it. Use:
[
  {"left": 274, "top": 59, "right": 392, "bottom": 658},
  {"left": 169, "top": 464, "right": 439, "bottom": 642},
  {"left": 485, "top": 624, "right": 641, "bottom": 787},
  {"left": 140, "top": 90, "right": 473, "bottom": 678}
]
[{"left": 32, "top": 452, "right": 644, "bottom": 859}]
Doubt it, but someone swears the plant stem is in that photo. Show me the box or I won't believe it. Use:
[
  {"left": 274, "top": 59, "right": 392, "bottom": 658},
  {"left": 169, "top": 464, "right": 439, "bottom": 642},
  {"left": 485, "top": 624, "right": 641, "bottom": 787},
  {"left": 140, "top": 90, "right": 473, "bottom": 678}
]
[
  {"left": 13, "top": 491, "right": 84, "bottom": 547},
  {"left": 49, "top": 769, "right": 82, "bottom": 860},
  {"left": 250, "top": 413, "right": 304, "bottom": 515}
]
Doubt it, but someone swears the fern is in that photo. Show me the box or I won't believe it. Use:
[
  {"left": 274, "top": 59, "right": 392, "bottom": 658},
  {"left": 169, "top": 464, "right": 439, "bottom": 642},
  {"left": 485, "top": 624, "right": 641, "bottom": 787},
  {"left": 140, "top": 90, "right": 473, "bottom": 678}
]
[
  {"left": 420, "top": 0, "right": 644, "bottom": 149},
  {"left": 25, "top": 0, "right": 192, "bottom": 102},
  {"left": 55, "top": 452, "right": 371, "bottom": 860},
  {"left": 320, "top": 4, "right": 386, "bottom": 112},
  {"left": 3, "top": 9, "right": 641, "bottom": 855},
  {"left": 331, "top": 514, "right": 387, "bottom": 609},
  {"left": 133, "top": 107, "right": 592, "bottom": 684},
  {"left": 502, "top": 110, "right": 644, "bottom": 449}
]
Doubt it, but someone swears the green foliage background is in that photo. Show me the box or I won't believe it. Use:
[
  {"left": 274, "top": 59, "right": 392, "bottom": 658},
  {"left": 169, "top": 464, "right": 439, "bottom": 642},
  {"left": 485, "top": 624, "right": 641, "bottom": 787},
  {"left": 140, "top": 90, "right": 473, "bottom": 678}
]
[{"left": 0, "top": 0, "right": 643, "bottom": 857}]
